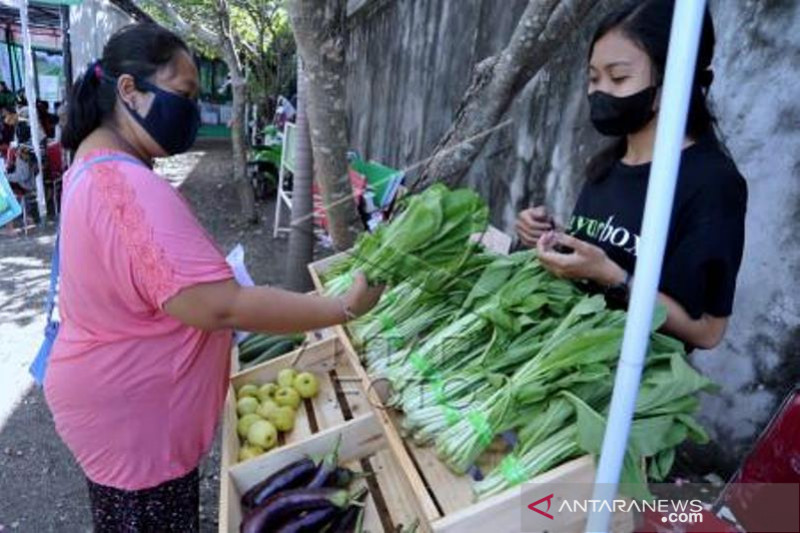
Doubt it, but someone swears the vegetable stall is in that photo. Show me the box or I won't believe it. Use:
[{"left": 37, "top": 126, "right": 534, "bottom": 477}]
[{"left": 218, "top": 184, "right": 714, "bottom": 532}]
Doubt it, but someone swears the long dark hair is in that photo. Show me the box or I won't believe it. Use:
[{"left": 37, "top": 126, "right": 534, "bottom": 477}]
[
  {"left": 61, "top": 23, "right": 189, "bottom": 151},
  {"left": 585, "top": 0, "right": 717, "bottom": 182}
]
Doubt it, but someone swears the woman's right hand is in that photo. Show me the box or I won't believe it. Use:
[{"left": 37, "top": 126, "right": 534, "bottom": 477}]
[
  {"left": 515, "top": 206, "right": 553, "bottom": 248},
  {"left": 342, "top": 271, "right": 384, "bottom": 319}
]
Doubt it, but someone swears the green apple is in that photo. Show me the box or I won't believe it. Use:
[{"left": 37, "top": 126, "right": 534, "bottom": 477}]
[
  {"left": 293, "top": 372, "right": 320, "bottom": 399},
  {"left": 256, "top": 383, "right": 279, "bottom": 403},
  {"left": 247, "top": 420, "right": 278, "bottom": 450},
  {"left": 268, "top": 406, "right": 296, "bottom": 432},
  {"left": 238, "top": 444, "right": 264, "bottom": 462},
  {"left": 237, "top": 383, "right": 259, "bottom": 400},
  {"left": 274, "top": 386, "right": 301, "bottom": 409},
  {"left": 256, "top": 400, "right": 280, "bottom": 420},
  {"left": 236, "top": 396, "right": 259, "bottom": 416},
  {"left": 236, "top": 413, "right": 262, "bottom": 440},
  {"left": 277, "top": 368, "right": 298, "bottom": 388}
]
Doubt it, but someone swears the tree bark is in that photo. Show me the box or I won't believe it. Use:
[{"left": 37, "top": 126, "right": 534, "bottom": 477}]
[
  {"left": 153, "top": 0, "right": 257, "bottom": 222},
  {"left": 413, "top": 0, "right": 605, "bottom": 190},
  {"left": 215, "top": 0, "right": 257, "bottom": 223},
  {"left": 285, "top": 62, "right": 315, "bottom": 291},
  {"left": 286, "top": 0, "right": 357, "bottom": 251}
]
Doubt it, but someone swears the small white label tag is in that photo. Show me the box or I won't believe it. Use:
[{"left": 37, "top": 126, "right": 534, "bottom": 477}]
[{"left": 470, "top": 225, "right": 512, "bottom": 255}]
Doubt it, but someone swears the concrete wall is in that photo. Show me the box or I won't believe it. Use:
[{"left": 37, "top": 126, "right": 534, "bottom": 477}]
[
  {"left": 345, "top": 0, "right": 800, "bottom": 469},
  {"left": 69, "top": 0, "right": 135, "bottom": 77}
]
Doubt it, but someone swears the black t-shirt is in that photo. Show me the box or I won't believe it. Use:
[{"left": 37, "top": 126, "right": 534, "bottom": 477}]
[{"left": 568, "top": 136, "right": 747, "bottom": 319}]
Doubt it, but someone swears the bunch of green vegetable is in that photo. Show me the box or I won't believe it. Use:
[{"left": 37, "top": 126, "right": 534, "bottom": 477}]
[
  {"left": 433, "top": 295, "right": 628, "bottom": 473},
  {"left": 370, "top": 254, "right": 584, "bottom": 437},
  {"left": 473, "top": 350, "right": 713, "bottom": 501},
  {"left": 317, "top": 183, "right": 713, "bottom": 499},
  {"left": 324, "top": 184, "right": 489, "bottom": 293}
]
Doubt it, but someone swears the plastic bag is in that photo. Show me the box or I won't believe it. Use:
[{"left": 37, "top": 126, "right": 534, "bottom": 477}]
[
  {"left": 0, "top": 166, "right": 22, "bottom": 227},
  {"left": 225, "top": 244, "right": 255, "bottom": 343}
]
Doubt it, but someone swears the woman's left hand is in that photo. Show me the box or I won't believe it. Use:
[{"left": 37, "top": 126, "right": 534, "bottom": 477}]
[{"left": 536, "top": 231, "right": 626, "bottom": 286}]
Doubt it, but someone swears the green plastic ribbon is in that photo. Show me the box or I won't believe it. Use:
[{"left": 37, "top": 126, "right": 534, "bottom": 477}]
[
  {"left": 430, "top": 377, "right": 461, "bottom": 426},
  {"left": 432, "top": 379, "right": 448, "bottom": 406},
  {"left": 388, "top": 335, "right": 406, "bottom": 350},
  {"left": 499, "top": 454, "right": 529, "bottom": 486},
  {"left": 378, "top": 313, "right": 396, "bottom": 333},
  {"left": 443, "top": 405, "right": 462, "bottom": 427},
  {"left": 382, "top": 291, "right": 398, "bottom": 307},
  {"left": 408, "top": 352, "right": 433, "bottom": 378},
  {"left": 376, "top": 313, "right": 404, "bottom": 349},
  {"left": 466, "top": 410, "right": 493, "bottom": 447}
]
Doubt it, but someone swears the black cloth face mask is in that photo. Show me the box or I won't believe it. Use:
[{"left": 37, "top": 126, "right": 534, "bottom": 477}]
[
  {"left": 588, "top": 86, "right": 658, "bottom": 136},
  {"left": 122, "top": 78, "right": 201, "bottom": 155}
]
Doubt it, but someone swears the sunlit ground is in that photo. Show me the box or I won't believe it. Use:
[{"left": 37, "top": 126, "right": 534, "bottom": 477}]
[
  {"left": 0, "top": 235, "right": 54, "bottom": 429},
  {"left": 156, "top": 150, "right": 206, "bottom": 188}
]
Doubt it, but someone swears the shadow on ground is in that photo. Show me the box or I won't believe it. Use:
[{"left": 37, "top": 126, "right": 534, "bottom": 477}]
[{"left": 0, "top": 230, "right": 55, "bottom": 328}]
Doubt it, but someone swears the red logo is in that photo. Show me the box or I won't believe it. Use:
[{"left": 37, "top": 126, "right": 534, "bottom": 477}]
[{"left": 528, "top": 493, "right": 555, "bottom": 520}]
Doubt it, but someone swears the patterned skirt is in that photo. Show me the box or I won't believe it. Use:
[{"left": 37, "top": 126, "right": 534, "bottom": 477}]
[{"left": 85, "top": 468, "right": 199, "bottom": 532}]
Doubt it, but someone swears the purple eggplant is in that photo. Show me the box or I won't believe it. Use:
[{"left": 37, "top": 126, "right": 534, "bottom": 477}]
[
  {"left": 325, "top": 466, "right": 362, "bottom": 488},
  {"left": 327, "top": 487, "right": 368, "bottom": 533},
  {"left": 240, "top": 488, "right": 349, "bottom": 533},
  {"left": 308, "top": 436, "right": 342, "bottom": 488},
  {"left": 241, "top": 457, "right": 316, "bottom": 510},
  {"left": 273, "top": 507, "right": 340, "bottom": 533},
  {"left": 327, "top": 504, "right": 360, "bottom": 533}
]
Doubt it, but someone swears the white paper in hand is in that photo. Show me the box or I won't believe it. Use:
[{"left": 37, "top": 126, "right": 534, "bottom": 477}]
[{"left": 226, "top": 244, "right": 255, "bottom": 343}]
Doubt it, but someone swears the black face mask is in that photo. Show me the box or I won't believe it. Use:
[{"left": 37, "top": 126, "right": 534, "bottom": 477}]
[
  {"left": 588, "top": 86, "right": 658, "bottom": 136},
  {"left": 122, "top": 79, "right": 201, "bottom": 155}
]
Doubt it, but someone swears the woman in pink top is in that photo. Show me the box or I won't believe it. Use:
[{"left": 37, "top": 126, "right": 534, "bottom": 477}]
[{"left": 47, "top": 24, "right": 382, "bottom": 532}]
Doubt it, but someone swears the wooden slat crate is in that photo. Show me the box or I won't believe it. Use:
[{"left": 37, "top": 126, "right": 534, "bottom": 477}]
[
  {"left": 219, "top": 336, "right": 427, "bottom": 532},
  {"left": 222, "top": 337, "right": 373, "bottom": 470},
  {"left": 306, "top": 255, "right": 634, "bottom": 533},
  {"left": 221, "top": 413, "right": 430, "bottom": 532}
]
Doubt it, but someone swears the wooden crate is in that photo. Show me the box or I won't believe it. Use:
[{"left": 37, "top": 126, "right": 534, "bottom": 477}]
[
  {"left": 222, "top": 337, "right": 375, "bottom": 470},
  {"left": 220, "top": 414, "right": 430, "bottom": 532},
  {"left": 306, "top": 256, "right": 634, "bottom": 533},
  {"left": 219, "top": 336, "right": 427, "bottom": 532}
]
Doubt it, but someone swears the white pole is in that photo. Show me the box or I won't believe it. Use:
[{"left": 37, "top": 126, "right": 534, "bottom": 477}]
[
  {"left": 584, "top": 1, "right": 707, "bottom": 532},
  {"left": 18, "top": 0, "right": 47, "bottom": 220}
]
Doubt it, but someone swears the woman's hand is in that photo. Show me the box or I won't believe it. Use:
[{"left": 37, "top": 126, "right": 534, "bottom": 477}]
[
  {"left": 516, "top": 206, "right": 554, "bottom": 248},
  {"left": 342, "top": 271, "right": 385, "bottom": 318},
  {"left": 536, "top": 231, "right": 626, "bottom": 286},
  {"left": 535, "top": 233, "right": 729, "bottom": 350}
]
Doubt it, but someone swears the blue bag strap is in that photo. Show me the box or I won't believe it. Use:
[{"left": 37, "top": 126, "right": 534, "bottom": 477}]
[{"left": 43, "top": 153, "right": 147, "bottom": 325}]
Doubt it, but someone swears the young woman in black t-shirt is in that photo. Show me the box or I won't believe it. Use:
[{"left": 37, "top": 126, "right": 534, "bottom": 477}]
[{"left": 515, "top": 0, "right": 747, "bottom": 350}]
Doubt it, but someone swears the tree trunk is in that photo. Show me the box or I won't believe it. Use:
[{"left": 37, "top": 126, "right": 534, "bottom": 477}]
[
  {"left": 285, "top": 62, "right": 315, "bottom": 291},
  {"left": 287, "top": 0, "right": 357, "bottom": 251},
  {"left": 153, "top": 0, "right": 257, "bottom": 223},
  {"left": 217, "top": 0, "right": 257, "bottom": 223},
  {"left": 228, "top": 56, "right": 257, "bottom": 223},
  {"left": 413, "top": 0, "right": 606, "bottom": 190}
]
